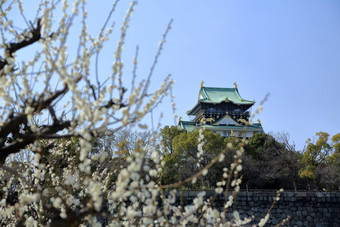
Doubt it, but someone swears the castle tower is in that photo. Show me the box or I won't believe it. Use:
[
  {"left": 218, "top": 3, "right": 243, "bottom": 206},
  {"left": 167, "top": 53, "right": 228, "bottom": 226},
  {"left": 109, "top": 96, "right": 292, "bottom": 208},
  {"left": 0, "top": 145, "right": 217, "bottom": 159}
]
[{"left": 178, "top": 83, "right": 263, "bottom": 138}]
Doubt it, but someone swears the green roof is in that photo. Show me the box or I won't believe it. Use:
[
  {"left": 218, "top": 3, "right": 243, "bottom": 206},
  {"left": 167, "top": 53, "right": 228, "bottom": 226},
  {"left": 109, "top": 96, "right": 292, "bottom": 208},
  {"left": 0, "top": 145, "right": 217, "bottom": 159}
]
[
  {"left": 202, "top": 124, "right": 263, "bottom": 132},
  {"left": 199, "top": 87, "right": 254, "bottom": 105},
  {"left": 178, "top": 121, "right": 197, "bottom": 132},
  {"left": 178, "top": 120, "right": 263, "bottom": 133}
]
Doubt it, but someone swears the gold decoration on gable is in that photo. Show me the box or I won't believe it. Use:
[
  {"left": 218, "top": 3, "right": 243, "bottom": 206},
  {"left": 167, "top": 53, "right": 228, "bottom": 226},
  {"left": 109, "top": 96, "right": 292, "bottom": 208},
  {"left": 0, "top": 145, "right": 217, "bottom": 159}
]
[
  {"left": 206, "top": 117, "right": 214, "bottom": 123},
  {"left": 230, "top": 130, "right": 235, "bottom": 137},
  {"left": 238, "top": 119, "right": 247, "bottom": 124}
]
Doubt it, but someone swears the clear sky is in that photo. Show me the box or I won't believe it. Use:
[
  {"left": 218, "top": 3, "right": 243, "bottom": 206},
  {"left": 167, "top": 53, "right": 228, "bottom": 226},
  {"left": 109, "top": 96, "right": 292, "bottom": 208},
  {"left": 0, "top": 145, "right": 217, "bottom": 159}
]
[
  {"left": 11, "top": 0, "right": 340, "bottom": 151},
  {"left": 114, "top": 0, "right": 340, "bottom": 151}
]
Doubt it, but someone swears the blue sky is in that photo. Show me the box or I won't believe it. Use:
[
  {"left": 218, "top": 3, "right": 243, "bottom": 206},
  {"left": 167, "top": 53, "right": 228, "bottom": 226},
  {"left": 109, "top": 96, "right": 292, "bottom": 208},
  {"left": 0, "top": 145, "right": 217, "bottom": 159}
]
[
  {"left": 114, "top": 0, "right": 340, "bottom": 151},
  {"left": 12, "top": 0, "right": 340, "bottom": 151}
]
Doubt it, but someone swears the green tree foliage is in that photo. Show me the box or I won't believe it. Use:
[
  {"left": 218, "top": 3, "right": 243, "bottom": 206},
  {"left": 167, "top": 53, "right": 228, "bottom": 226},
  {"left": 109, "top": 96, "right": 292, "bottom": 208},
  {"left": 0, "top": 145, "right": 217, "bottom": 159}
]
[
  {"left": 160, "top": 127, "right": 340, "bottom": 191},
  {"left": 242, "top": 133, "right": 301, "bottom": 190},
  {"left": 160, "top": 129, "right": 303, "bottom": 190},
  {"left": 159, "top": 126, "right": 182, "bottom": 154},
  {"left": 161, "top": 129, "right": 227, "bottom": 187},
  {"left": 244, "top": 133, "right": 268, "bottom": 159},
  {"left": 299, "top": 132, "right": 332, "bottom": 180},
  {"left": 325, "top": 133, "right": 340, "bottom": 189},
  {"left": 329, "top": 133, "right": 340, "bottom": 162},
  {"left": 298, "top": 132, "right": 340, "bottom": 189}
]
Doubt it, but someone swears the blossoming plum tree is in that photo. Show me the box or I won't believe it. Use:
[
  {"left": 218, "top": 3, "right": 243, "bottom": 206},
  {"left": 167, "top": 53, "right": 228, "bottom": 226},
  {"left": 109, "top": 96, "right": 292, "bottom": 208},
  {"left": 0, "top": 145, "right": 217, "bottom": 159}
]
[{"left": 0, "top": 0, "right": 283, "bottom": 226}]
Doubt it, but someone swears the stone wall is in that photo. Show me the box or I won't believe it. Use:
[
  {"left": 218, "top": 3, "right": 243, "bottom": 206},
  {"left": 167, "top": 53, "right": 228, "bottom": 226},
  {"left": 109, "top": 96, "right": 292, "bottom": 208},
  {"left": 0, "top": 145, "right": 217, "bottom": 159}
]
[{"left": 176, "top": 190, "right": 340, "bottom": 226}]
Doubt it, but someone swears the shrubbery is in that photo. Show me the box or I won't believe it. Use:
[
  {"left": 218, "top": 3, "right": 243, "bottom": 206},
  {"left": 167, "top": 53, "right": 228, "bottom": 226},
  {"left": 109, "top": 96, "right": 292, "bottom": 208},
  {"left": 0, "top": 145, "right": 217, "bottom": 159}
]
[{"left": 160, "top": 126, "right": 340, "bottom": 191}]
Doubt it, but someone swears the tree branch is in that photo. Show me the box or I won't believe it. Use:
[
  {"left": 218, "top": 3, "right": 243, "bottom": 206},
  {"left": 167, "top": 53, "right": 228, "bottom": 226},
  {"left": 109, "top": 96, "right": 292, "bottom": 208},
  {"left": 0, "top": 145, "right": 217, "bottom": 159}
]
[
  {"left": 0, "top": 120, "right": 71, "bottom": 164},
  {"left": 6, "top": 19, "right": 42, "bottom": 57}
]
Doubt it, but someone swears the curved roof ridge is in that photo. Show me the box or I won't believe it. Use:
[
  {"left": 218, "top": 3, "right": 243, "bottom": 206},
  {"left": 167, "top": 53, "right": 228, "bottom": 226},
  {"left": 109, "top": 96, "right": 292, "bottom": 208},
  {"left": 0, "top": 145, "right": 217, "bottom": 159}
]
[
  {"left": 234, "top": 88, "right": 253, "bottom": 103},
  {"left": 187, "top": 86, "right": 255, "bottom": 115},
  {"left": 199, "top": 86, "right": 254, "bottom": 104},
  {"left": 199, "top": 87, "right": 209, "bottom": 100},
  {"left": 202, "top": 86, "right": 236, "bottom": 90}
]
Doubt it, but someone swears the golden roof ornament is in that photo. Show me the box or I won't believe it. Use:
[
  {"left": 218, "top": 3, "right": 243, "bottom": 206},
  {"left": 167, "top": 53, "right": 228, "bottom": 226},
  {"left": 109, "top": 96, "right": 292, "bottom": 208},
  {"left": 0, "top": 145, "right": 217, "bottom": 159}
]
[
  {"left": 224, "top": 97, "right": 229, "bottom": 103},
  {"left": 230, "top": 130, "right": 234, "bottom": 137},
  {"left": 257, "top": 119, "right": 261, "bottom": 124},
  {"left": 178, "top": 116, "right": 182, "bottom": 124},
  {"left": 233, "top": 82, "right": 238, "bottom": 89},
  {"left": 200, "top": 81, "right": 204, "bottom": 89}
]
